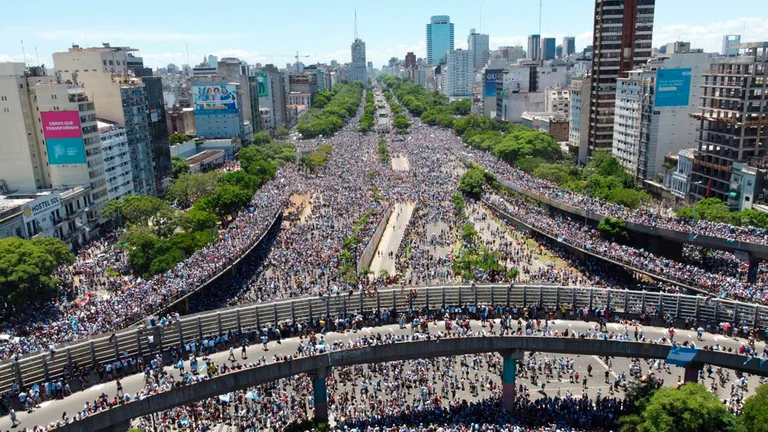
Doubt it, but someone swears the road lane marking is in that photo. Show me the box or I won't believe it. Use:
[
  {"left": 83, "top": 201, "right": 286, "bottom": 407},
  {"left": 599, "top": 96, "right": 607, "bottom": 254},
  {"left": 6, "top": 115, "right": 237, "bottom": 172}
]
[{"left": 592, "top": 355, "right": 618, "bottom": 380}]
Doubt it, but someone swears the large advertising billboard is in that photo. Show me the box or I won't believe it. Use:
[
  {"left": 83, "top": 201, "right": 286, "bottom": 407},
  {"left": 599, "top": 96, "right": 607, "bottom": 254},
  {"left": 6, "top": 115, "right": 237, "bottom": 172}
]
[
  {"left": 256, "top": 73, "right": 269, "bottom": 98},
  {"left": 21, "top": 192, "right": 61, "bottom": 223},
  {"left": 484, "top": 69, "right": 503, "bottom": 97},
  {"left": 655, "top": 68, "right": 692, "bottom": 108},
  {"left": 192, "top": 84, "right": 239, "bottom": 115},
  {"left": 40, "top": 111, "right": 87, "bottom": 165}
]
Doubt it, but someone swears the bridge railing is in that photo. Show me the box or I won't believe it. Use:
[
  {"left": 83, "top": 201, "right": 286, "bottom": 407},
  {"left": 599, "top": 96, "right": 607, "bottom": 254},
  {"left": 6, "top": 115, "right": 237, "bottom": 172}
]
[{"left": 2, "top": 284, "right": 767, "bottom": 392}]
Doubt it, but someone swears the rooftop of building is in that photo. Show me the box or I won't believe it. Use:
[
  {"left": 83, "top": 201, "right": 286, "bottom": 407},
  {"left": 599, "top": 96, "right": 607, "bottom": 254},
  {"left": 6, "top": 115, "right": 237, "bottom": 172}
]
[
  {"left": 97, "top": 119, "right": 121, "bottom": 131},
  {"left": 0, "top": 186, "right": 87, "bottom": 214},
  {"left": 186, "top": 149, "right": 225, "bottom": 165},
  {"left": 679, "top": 148, "right": 696, "bottom": 159}
]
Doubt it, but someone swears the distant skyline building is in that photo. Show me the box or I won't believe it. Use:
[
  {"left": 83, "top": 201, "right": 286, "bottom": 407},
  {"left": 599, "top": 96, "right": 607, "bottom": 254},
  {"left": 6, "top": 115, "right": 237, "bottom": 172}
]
[
  {"left": 427, "top": 15, "right": 455, "bottom": 65},
  {"left": 527, "top": 34, "right": 541, "bottom": 60},
  {"left": 563, "top": 37, "right": 576, "bottom": 56},
  {"left": 405, "top": 52, "right": 416, "bottom": 68},
  {"left": 541, "top": 37, "right": 556, "bottom": 60},
  {"left": 468, "top": 28, "right": 490, "bottom": 70},
  {"left": 722, "top": 34, "right": 741, "bottom": 55},
  {"left": 499, "top": 46, "right": 525, "bottom": 61}
]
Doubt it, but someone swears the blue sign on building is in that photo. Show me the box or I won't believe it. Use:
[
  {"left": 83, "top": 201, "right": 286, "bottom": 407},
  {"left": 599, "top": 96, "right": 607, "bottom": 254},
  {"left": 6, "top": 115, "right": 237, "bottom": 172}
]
[
  {"left": 484, "top": 69, "right": 503, "bottom": 97},
  {"left": 655, "top": 68, "right": 692, "bottom": 108}
]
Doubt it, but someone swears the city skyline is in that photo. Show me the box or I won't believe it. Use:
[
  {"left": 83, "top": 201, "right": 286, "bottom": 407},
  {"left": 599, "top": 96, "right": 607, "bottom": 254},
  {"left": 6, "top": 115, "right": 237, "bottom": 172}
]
[{"left": 1, "top": 0, "right": 767, "bottom": 70}]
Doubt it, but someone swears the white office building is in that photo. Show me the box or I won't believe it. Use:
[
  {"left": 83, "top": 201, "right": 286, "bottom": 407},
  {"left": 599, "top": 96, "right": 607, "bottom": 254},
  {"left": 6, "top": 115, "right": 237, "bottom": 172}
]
[
  {"left": 545, "top": 86, "right": 570, "bottom": 115},
  {"left": 98, "top": 120, "right": 134, "bottom": 201},
  {"left": 444, "top": 49, "right": 473, "bottom": 97},
  {"left": 612, "top": 51, "right": 714, "bottom": 180},
  {"left": 468, "top": 29, "right": 490, "bottom": 70}
]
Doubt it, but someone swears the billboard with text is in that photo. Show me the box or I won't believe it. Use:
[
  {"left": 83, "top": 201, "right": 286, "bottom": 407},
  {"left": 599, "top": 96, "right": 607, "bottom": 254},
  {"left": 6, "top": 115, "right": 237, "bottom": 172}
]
[
  {"left": 484, "top": 69, "right": 503, "bottom": 97},
  {"left": 256, "top": 73, "right": 269, "bottom": 98},
  {"left": 192, "top": 84, "right": 239, "bottom": 115},
  {"left": 40, "top": 111, "right": 86, "bottom": 165},
  {"left": 655, "top": 68, "right": 692, "bottom": 108}
]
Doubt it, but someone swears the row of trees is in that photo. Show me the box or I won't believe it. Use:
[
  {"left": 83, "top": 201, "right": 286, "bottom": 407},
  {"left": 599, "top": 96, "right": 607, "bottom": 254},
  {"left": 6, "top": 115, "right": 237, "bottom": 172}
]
[
  {"left": 103, "top": 141, "right": 295, "bottom": 278},
  {"left": 377, "top": 138, "right": 389, "bottom": 163},
  {"left": 359, "top": 89, "right": 375, "bottom": 133},
  {"left": 677, "top": 197, "right": 768, "bottom": 229},
  {"left": 337, "top": 209, "right": 375, "bottom": 283},
  {"left": 297, "top": 83, "right": 363, "bottom": 138},
  {"left": 299, "top": 144, "right": 332, "bottom": 174}
]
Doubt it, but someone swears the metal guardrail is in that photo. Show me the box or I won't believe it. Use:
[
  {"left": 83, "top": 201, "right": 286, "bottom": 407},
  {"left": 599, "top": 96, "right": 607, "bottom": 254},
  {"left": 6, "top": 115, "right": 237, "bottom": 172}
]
[{"left": 2, "top": 284, "right": 767, "bottom": 392}]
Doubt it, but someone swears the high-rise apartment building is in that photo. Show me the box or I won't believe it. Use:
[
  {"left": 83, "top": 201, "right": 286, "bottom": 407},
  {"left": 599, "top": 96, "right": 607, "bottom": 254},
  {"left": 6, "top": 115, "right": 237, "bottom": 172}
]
[
  {"left": 540, "top": 38, "right": 556, "bottom": 61},
  {"left": 722, "top": 35, "right": 741, "bottom": 56},
  {"left": 53, "top": 45, "right": 157, "bottom": 196},
  {"left": 691, "top": 42, "right": 768, "bottom": 204},
  {"left": 444, "top": 49, "right": 473, "bottom": 97},
  {"left": 405, "top": 52, "right": 417, "bottom": 68},
  {"left": 468, "top": 28, "right": 490, "bottom": 70},
  {"left": 427, "top": 15, "right": 454, "bottom": 65},
  {"left": 528, "top": 35, "right": 541, "bottom": 61},
  {"left": 563, "top": 37, "right": 576, "bottom": 57},
  {"left": 0, "top": 62, "right": 107, "bottom": 242},
  {"left": 349, "top": 39, "right": 368, "bottom": 83},
  {"left": 587, "top": 0, "right": 655, "bottom": 156},
  {"left": 97, "top": 120, "right": 134, "bottom": 201}
]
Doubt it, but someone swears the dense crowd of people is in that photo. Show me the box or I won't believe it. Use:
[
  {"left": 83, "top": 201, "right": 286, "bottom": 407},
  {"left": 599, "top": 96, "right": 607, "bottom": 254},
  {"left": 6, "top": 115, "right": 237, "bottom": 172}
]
[{"left": 3, "top": 86, "right": 768, "bottom": 432}]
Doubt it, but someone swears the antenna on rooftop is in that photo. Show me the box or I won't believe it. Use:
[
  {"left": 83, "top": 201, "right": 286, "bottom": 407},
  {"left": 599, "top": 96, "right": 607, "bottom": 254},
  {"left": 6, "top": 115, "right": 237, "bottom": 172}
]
[
  {"left": 20, "top": 40, "right": 27, "bottom": 66},
  {"left": 186, "top": 43, "right": 190, "bottom": 69},
  {"left": 354, "top": 9, "right": 358, "bottom": 40},
  {"left": 35, "top": 47, "right": 40, "bottom": 67},
  {"left": 538, "top": 0, "right": 543, "bottom": 37}
]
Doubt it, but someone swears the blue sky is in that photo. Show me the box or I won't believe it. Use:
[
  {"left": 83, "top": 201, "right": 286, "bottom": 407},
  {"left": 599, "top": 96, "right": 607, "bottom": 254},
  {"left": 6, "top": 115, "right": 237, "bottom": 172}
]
[{"left": 1, "top": 0, "right": 767, "bottom": 69}]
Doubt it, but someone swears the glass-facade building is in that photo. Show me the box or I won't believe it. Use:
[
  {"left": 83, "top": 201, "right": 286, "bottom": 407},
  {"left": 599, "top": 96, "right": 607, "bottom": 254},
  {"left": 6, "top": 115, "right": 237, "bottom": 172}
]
[{"left": 427, "top": 15, "right": 454, "bottom": 65}]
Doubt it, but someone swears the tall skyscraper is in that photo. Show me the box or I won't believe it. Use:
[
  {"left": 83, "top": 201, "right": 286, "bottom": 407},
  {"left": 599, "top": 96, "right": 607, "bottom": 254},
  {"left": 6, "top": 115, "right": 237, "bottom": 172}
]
[
  {"left": 540, "top": 38, "right": 556, "bottom": 60},
  {"left": 349, "top": 39, "right": 368, "bottom": 83},
  {"left": 468, "top": 28, "right": 490, "bottom": 70},
  {"left": 426, "top": 15, "right": 455, "bottom": 65},
  {"left": 562, "top": 37, "right": 576, "bottom": 56},
  {"left": 722, "top": 34, "right": 741, "bottom": 55},
  {"left": 586, "top": 0, "right": 655, "bottom": 156},
  {"left": 527, "top": 34, "right": 541, "bottom": 61}
]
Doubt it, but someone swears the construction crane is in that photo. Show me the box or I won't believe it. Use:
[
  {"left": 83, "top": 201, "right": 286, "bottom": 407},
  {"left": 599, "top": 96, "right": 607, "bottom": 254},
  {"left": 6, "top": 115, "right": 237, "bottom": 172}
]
[{"left": 265, "top": 51, "right": 310, "bottom": 70}]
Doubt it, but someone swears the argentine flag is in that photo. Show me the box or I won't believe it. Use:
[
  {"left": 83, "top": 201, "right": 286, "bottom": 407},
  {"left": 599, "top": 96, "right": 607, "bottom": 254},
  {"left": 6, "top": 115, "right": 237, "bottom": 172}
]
[{"left": 666, "top": 346, "right": 698, "bottom": 367}]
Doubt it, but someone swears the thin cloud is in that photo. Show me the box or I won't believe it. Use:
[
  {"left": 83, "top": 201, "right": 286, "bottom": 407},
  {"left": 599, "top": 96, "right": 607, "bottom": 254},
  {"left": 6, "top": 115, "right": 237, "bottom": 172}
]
[{"left": 37, "top": 30, "right": 240, "bottom": 43}]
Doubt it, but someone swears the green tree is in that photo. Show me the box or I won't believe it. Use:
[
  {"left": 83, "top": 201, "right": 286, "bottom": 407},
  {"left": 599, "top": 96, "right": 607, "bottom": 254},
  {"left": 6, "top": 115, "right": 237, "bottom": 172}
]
[
  {"left": 634, "top": 384, "right": 735, "bottom": 432},
  {"left": 393, "top": 114, "right": 411, "bottom": 132},
  {"left": 101, "top": 199, "right": 126, "bottom": 225},
  {"left": 452, "top": 192, "right": 466, "bottom": 215},
  {"left": 169, "top": 132, "right": 192, "bottom": 145},
  {"left": 597, "top": 216, "right": 630, "bottom": 242},
  {"left": 121, "top": 195, "right": 170, "bottom": 225},
  {"left": 171, "top": 155, "right": 190, "bottom": 179},
  {"left": 449, "top": 99, "right": 472, "bottom": 115},
  {"left": 677, "top": 198, "right": 734, "bottom": 225},
  {"left": 180, "top": 208, "right": 218, "bottom": 232},
  {"left": 459, "top": 167, "right": 486, "bottom": 198},
  {"left": 533, "top": 163, "right": 577, "bottom": 185},
  {"left": 166, "top": 172, "right": 222, "bottom": 203},
  {"left": 738, "top": 384, "right": 768, "bottom": 432},
  {"left": 221, "top": 170, "right": 260, "bottom": 193},
  {"left": 274, "top": 126, "right": 290, "bottom": 139},
  {"left": 0, "top": 237, "right": 75, "bottom": 308},
  {"left": 251, "top": 131, "right": 273, "bottom": 146},
  {"left": 206, "top": 185, "right": 253, "bottom": 217}
]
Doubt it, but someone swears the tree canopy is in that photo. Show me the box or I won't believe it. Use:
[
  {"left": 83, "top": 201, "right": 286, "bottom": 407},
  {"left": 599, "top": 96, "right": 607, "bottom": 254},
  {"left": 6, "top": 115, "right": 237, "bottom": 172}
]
[
  {"left": 677, "top": 198, "right": 768, "bottom": 229},
  {"left": 632, "top": 384, "right": 735, "bottom": 432},
  {"left": 251, "top": 131, "right": 272, "bottom": 146},
  {"left": 0, "top": 237, "right": 75, "bottom": 308},
  {"left": 171, "top": 155, "right": 190, "bottom": 179},
  {"left": 458, "top": 167, "right": 486, "bottom": 198},
  {"left": 597, "top": 216, "right": 630, "bottom": 242},
  {"left": 738, "top": 384, "right": 768, "bottom": 432},
  {"left": 297, "top": 83, "right": 363, "bottom": 138}
]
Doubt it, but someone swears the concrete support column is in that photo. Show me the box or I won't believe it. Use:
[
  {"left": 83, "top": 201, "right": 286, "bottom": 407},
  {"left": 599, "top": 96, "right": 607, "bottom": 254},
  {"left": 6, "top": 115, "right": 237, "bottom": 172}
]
[
  {"left": 500, "top": 349, "right": 524, "bottom": 412},
  {"left": 684, "top": 362, "right": 702, "bottom": 384},
  {"left": 747, "top": 256, "right": 759, "bottom": 284},
  {"left": 311, "top": 367, "right": 329, "bottom": 423}
]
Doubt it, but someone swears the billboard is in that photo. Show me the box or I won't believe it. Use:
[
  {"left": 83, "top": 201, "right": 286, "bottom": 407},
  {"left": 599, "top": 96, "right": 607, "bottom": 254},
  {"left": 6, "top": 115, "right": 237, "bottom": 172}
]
[
  {"left": 256, "top": 72, "right": 269, "bottom": 98},
  {"left": 484, "top": 69, "right": 503, "bottom": 97},
  {"left": 655, "top": 68, "right": 692, "bottom": 108},
  {"left": 21, "top": 192, "right": 61, "bottom": 223},
  {"left": 192, "top": 84, "right": 239, "bottom": 115},
  {"left": 40, "top": 111, "right": 87, "bottom": 165}
]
